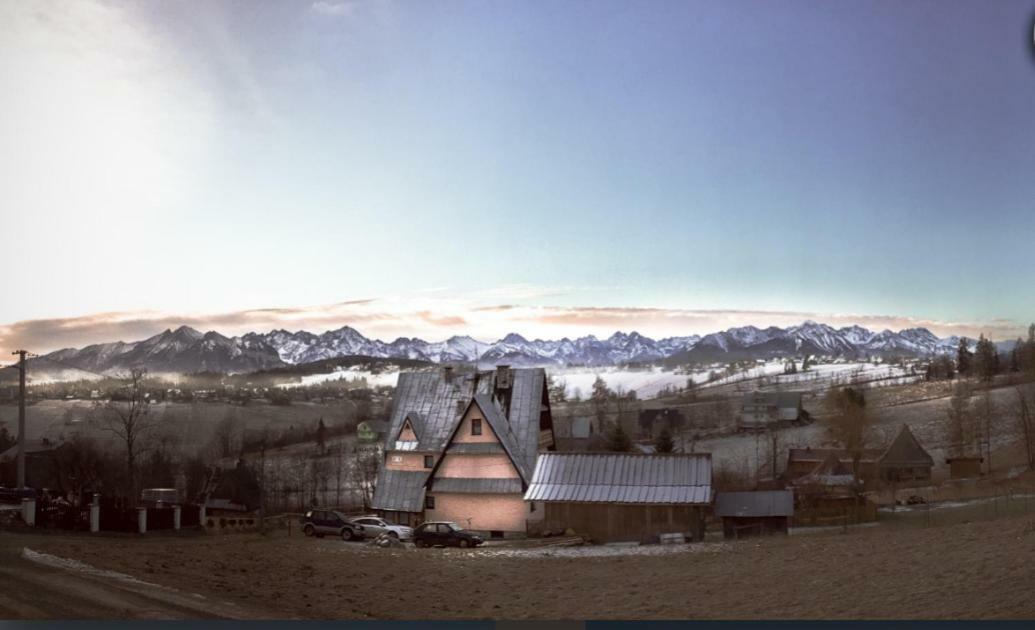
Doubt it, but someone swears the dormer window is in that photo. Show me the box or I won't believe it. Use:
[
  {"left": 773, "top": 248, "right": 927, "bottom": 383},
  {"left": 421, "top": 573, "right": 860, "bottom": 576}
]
[{"left": 471, "top": 418, "right": 482, "bottom": 436}]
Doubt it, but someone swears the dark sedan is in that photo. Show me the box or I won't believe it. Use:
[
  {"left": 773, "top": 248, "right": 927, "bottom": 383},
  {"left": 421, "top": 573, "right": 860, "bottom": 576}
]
[{"left": 413, "top": 521, "right": 484, "bottom": 548}]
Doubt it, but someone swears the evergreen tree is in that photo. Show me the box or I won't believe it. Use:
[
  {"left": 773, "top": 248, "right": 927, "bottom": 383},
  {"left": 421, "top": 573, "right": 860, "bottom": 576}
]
[
  {"left": 957, "top": 338, "right": 973, "bottom": 376},
  {"left": 606, "top": 421, "right": 632, "bottom": 452},
  {"left": 974, "top": 334, "right": 997, "bottom": 382},
  {"left": 590, "top": 376, "right": 612, "bottom": 433},
  {"left": 0, "top": 425, "right": 13, "bottom": 453},
  {"left": 1010, "top": 340, "right": 1022, "bottom": 373},
  {"left": 316, "top": 418, "right": 327, "bottom": 454},
  {"left": 654, "top": 428, "right": 675, "bottom": 453}
]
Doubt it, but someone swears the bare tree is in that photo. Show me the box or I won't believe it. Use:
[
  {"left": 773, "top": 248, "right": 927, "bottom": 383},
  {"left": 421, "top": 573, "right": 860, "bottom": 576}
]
[
  {"left": 1015, "top": 386, "right": 1035, "bottom": 470},
  {"left": 945, "top": 381, "right": 978, "bottom": 457},
  {"left": 333, "top": 439, "right": 347, "bottom": 507},
  {"left": 350, "top": 444, "right": 381, "bottom": 509},
  {"left": 95, "top": 369, "right": 155, "bottom": 501},
  {"left": 822, "top": 386, "right": 871, "bottom": 477},
  {"left": 212, "top": 409, "right": 242, "bottom": 459}
]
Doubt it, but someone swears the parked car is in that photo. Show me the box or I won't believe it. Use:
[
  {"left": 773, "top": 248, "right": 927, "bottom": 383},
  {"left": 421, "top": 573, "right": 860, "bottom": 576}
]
[
  {"left": 413, "top": 521, "right": 484, "bottom": 548},
  {"left": 300, "top": 509, "right": 366, "bottom": 541},
  {"left": 350, "top": 516, "right": 414, "bottom": 540}
]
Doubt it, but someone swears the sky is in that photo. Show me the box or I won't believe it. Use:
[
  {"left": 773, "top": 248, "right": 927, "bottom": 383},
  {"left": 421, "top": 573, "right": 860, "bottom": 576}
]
[{"left": 1, "top": 0, "right": 1034, "bottom": 353}]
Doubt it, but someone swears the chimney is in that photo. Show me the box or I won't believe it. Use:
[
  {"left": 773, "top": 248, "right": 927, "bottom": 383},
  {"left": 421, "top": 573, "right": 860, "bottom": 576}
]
[
  {"left": 495, "top": 364, "right": 513, "bottom": 390},
  {"left": 443, "top": 365, "right": 454, "bottom": 383}
]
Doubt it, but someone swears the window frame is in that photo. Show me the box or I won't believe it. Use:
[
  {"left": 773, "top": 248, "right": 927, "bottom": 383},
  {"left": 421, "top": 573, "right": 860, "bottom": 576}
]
[{"left": 471, "top": 418, "right": 483, "bottom": 436}]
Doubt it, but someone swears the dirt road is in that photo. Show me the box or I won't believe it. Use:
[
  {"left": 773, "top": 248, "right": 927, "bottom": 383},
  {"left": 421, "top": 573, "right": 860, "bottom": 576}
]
[{"left": 0, "top": 532, "right": 273, "bottom": 619}]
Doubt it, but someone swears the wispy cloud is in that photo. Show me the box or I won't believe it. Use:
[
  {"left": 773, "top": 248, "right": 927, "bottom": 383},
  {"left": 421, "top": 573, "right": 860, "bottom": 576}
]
[
  {"left": 311, "top": 1, "right": 358, "bottom": 17},
  {"left": 1, "top": 295, "right": 1029, "bottom": 358}
]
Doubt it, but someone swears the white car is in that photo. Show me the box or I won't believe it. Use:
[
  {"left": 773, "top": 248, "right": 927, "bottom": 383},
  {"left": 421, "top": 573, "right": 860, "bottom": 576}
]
[{"left": 351, "top": 516, "right": 413, "bottom": 540}]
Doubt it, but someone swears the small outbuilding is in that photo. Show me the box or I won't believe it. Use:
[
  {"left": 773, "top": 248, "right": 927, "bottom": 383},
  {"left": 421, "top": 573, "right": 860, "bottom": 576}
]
[
  {"left": 523, "top": 452, "right": 712, "bottom": 543},
  {"left": 714, "top": 490, "right": 794, "bottom": 539},
  {"left": 946, "top": 456, "right": 983, "bottom": 480}
]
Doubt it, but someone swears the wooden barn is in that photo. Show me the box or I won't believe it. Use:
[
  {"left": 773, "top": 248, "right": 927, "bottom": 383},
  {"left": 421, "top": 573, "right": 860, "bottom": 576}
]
[
  {"left": 523, "top": 452, "right": 712, "bottom": 543},
  {"left": 714, "top": 490, "right": 794, "bottom": 539}
]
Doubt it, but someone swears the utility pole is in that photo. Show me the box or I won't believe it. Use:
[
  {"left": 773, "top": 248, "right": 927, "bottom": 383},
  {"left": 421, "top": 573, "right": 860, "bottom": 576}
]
[{"left": 11, "top": 350, "right": 30, "bottom": 489}]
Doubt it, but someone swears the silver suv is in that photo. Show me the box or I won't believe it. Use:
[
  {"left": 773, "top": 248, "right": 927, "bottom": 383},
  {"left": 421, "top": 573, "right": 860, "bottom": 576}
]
[{"left": 301, "top": 509, "right": 366, "bottom": 541}]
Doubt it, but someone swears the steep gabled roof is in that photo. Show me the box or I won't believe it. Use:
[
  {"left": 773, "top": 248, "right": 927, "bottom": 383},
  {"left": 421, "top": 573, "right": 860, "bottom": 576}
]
[
  {"left": 397, "top": 412, "right": 424, "bottom": 442},
  {"left": 424, "top": 394, "right": 531, "bottom": 487},
  {"left": 471, "top": 393, "right": 532, "bottom": 481},
  {"left": 879, "top": 424, "right": 934, "bottom": 468},
  {"left": 373, "top": 367, "right": 549, "bottom": 512},
  {"left": 383, "top": 368, "right": 545, "bottom": 470}
]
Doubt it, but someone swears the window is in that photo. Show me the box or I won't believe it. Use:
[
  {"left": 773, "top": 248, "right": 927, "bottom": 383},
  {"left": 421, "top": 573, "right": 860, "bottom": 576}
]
[
  {"left": 391, "top": 455, "right": 403, "bottom": 464},
  {"left": 471, "top": 418, "right": 482, "bottom": 436},
  {"left": 425, "top": 495, "right": 435, "bottom": 510},
  {"left": 424, "top": 455, "right": 434, "bottom": 468},
  {"left": 529, "top": 501, "right": 536, "bottom": 513}
]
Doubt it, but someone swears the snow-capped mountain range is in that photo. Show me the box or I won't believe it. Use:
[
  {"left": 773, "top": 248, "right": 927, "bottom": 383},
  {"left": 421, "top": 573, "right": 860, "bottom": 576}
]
[{"left": 34, "top": 320, "right": 966, "bottom": 376}]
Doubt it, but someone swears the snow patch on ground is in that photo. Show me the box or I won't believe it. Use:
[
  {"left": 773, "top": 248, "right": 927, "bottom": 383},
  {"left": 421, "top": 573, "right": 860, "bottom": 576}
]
[
  {"left": 275, "top": 368, "right": 401, "bottom": 389},
  {"left": 22, "top": 547, "right": 174, "bottom": 591}
]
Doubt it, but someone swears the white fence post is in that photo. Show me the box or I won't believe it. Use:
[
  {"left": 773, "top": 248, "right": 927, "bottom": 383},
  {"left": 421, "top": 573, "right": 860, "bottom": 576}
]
[
  {"left": 173, "top": 505, "right": 181, "bottom": 531},
  {"left": 137, "top": 507, "right": 147, "bottom": 534},
  {"left": 90, "top": 493, "right": 100, "bottom": 533},
  {"left": 21, "top": 498, "right": 36, "bottom": 527}
]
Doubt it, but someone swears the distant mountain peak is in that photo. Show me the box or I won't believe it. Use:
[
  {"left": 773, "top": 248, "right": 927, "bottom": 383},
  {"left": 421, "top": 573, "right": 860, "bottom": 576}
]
[{"left": 36, "top": 319, "right": 962, "bottom": 376}]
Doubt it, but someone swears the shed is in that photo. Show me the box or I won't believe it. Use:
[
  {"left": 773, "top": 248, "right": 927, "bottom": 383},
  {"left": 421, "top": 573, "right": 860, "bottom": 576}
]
[
  {"left": 946, "top": 456, "right": 983, "bottom": 480},
  {"left": 714, "top": 490, "right": 794, "bottom": 539},
  {"left": 523, "top": 452, "right": 712, "bottom": 543}
]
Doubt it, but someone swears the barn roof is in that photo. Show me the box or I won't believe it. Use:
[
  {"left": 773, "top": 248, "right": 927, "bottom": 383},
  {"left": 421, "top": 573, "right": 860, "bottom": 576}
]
[
  {"left": 714, "top": 490, "right": 794, "bottom": 518},
  {"left": 879, "top": 424, "right": 934, "bottom": 467},
  {"left": 523, "top": 452, "right": 712, "bottom": 505}
]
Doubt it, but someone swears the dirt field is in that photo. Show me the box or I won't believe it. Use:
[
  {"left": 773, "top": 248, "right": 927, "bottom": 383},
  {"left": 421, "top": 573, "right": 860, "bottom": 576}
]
[{"left": 24, "top": 513, "right": 1035, "bottom": 620}]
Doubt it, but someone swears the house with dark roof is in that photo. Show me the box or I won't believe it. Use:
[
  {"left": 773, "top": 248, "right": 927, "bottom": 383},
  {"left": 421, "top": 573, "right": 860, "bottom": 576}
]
[
  {"left": 0, "top": 438, "right": 70, "bottom": 490},
  {"left": 785, "top": 447, "right": 883, "bottom": 483},
  {"left": 878, "top": 424, "right": 934, "bottom": 483},
  {"left": 786, "top": 424, "right": 933, "bottom": 487},
  {"left": 739, "top": 391, "right": 808, "bottom": 432},
  {"left": 714, "top": 490, "right": 794, "bottom": 539},
  {"left": 522, "top": 452, "right": 712, "bottom": 543},
  {"left": 370, "top": 366, "right": 555, "bottom": 536}
]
